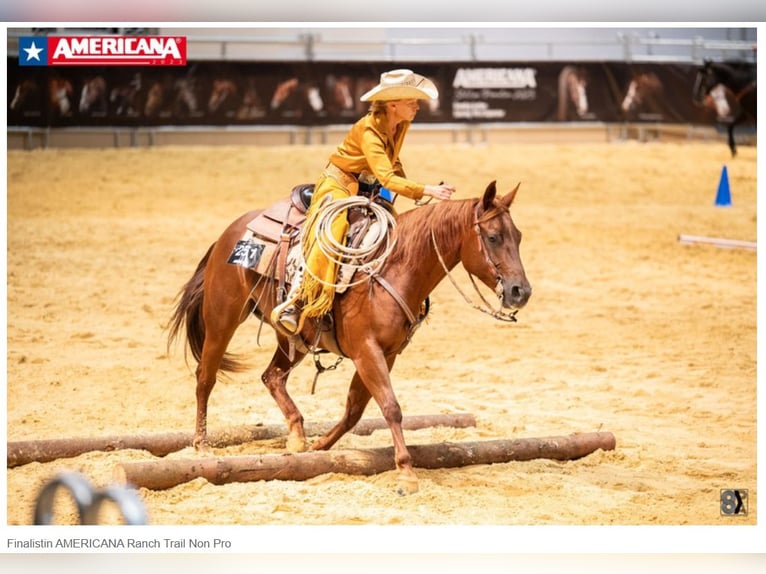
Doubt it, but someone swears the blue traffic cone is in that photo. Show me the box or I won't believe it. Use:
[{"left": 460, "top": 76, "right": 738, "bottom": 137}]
[{"left": 715, "top": 165, "right": 732, "bottom": 207}]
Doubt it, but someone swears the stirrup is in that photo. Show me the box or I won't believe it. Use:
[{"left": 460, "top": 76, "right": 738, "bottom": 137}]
[
  {"left": 277, "top": 306, "right": 299, "bottom": 332},
  {"left": 271, "top": 302, "right": 303, "bottom": 335}
]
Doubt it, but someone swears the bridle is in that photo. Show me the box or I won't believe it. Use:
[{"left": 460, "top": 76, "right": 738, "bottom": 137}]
[{"left": 430, "top": 202, "right": 519, "bottom": 323}]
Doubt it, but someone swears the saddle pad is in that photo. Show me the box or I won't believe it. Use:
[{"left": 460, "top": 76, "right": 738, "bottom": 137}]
[{"left": 227, "top": 230, "right": 280, "bottom": 277}]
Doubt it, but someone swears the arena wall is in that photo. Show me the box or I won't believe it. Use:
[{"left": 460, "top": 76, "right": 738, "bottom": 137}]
[{"left": 7, "top": 27, "right": 756, "bottom": 149}]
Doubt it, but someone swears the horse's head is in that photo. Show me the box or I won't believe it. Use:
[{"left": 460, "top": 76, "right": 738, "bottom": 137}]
[
  {"left": 48, "top": 78, "right": 73, "bottom": 116},
  {"left": 621, "top": 79, "right": 639, "bottom": 113},
  {"left": 208, "top": 79, "right": 238, "bottom": 113},
  {"left": 692, "top": 61, "right": 718, "bottom": 105},
  {"left": 557, "top": 66, "right": 589, "bottom": 120},
  {"left": 692, "top": 60, "right": 743, "bottom": 105},
  {"left": 570, "top": 75, "right": 588, "bottom": 117},
  {"left": 460, "top": 181, "right": 531, "bottom": 311},
  {"left": 622, "top": 72, "right": 663, "bottom": 114},
  {"left": 144, "top": 82, "right": 164, "bottom": 116},
  {"left": 79, "top": 76, "right": 106, "bottom": 113},
  {"left": 10, "top": 79, "right": 38, "bottom": 112}
]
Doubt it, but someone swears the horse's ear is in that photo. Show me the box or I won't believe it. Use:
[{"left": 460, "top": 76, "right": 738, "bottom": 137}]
[
  {"left": 500, "top": 182, "right": 521, "bottom": 209},
  {"left": 482, "top": 180, "right": 498, "bottom": 211}
]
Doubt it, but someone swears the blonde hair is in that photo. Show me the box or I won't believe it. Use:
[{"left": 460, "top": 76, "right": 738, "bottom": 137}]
[{"left": 369, "top": 100, "right": 389, "bottom": 114}]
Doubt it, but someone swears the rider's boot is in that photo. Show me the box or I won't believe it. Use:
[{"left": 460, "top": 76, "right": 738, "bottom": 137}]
[{"left": 271, "top": 265, "right": 305, "bottom": 334}]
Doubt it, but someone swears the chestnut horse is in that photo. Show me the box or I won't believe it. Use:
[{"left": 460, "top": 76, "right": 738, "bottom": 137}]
[
  {"left": 557, "top": 65, "right": 589, "bottom": 121},
  {"left": 621, "top": 71, "right": 664, "bottom": 120},
  {"left": 167, "top": 180, "right": 531, "bottom": 493}
]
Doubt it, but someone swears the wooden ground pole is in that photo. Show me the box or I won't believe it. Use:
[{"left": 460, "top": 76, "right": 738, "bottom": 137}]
[
  {"left": 7, "top": 413, "right": 476, "bottom": 467},
  {"left": 113, "top": 431, "right": 616, "bottom": 490}
]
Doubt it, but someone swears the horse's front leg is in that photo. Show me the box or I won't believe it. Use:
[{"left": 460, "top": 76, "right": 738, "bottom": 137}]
[
  {"left": 352, "top": 349, "right": 418, "bottom": 495},
  {"left": 310, "top": 371, "right": 373, "bottom": 451}
]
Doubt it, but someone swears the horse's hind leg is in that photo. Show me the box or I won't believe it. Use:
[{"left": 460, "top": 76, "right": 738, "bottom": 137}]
[
  {"left": 194, "top": 319, "right": 241, "bottom": 452},
  {"left": 261, "top": 337, "right": 308, "bottom": 452},
  {"left": 194, "top": 282, "right": 252, "bottom": 451}
]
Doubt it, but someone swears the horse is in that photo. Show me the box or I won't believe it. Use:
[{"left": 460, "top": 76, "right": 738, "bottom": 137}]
[
  {"left": 692, "top": 60, "right": 757, "bottom": 157},
  {"left": 172, "top": 77, "right": 201, "bottom": 118},
  {"left": 270, "top": 77, "right": 324, "bottom": 118},
  {"left": 48, "top": 78, "right": 73, "bottom": 118},
  {"left": 10, "top": 78, "right": 41, "bottom": 115},
  {"left": 208, "top": 78, "right": 240, "bottom": 117},
  {"left": 557, "top": 65, "right": 590, "bottom": 121},
  {"left": 621, "top": 71, "right": 664, "bottom": 120},
  {"left": 143, "top": 80, "right": 165, "bottom": 117},
  {"left": 167, "top": 180, "right": 531, "bottom": 494},
  {"left": 236, "top": 77, "right": 267, "bottom": 120},
  {"left": 78, "top": 75, "right": 108, "bottom": 115},
  {"left": 323, "top": 74, "right": 355, "bottom": 117},
  {"left": 110, "top": 73, "right": 142, "bottom": 117}
]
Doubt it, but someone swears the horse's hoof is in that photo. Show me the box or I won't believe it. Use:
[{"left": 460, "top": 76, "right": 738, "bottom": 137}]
[
  {"left": 192, "top": 434, "right": 212, "bottom": 454},
  {"left": 395, "top": 474, "right": 419, "bottom": 496},
  {"left": 286, "top": 434, "right": 307, "bottom": 453}
]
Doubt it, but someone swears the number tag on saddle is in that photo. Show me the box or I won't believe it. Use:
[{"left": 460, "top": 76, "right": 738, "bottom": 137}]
[{"left": 227, "top": 233, "right": 266, "bottom": 270}]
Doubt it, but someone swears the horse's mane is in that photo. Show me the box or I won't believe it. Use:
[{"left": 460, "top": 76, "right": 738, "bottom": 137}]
[{"left": 385, "top": 198, "right": 476, "bottom": 267}]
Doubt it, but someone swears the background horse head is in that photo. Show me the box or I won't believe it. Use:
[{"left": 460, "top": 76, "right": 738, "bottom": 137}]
[
  {"left": 621, "top": 71, "right": 664, "bottom": 119},
  {"left": 354, "top": 77, "right": 379, "bottom": 114},
  {"left": 79, "top": 76, "right": 108, "bottom": 115},
  {"left": 692, "top": 60, "right": 757, "bottom": 156},
  {"left": 143, "top": 80, "right": 166, "bottom": 117},
  {"left": 173, "top": 77, "right": 201, "bottom": 118},
  {"left": 167, "top": 180, "right": 530, "bottom": 495},
  {"left": 557, "top": 65, "right": 589, "bottom": 121},
  {"left": 324, "top": 74, "right": 355, "bottom": 116},
  {"left": 270, "top": 77, "right": 324, "bottom": 118},
  {"left": 208, "top": 78, "right": 240, "bottom": 117},
  {"left": 48, "top": 78, "right": 73, "bottom": 118},
  {"left": 10, "top": 79, "right": 41, "bottom": 115},
  {"left": 110, "top": 73, "right": 141, "bottom": 117},
  {"left": 236, "top": 77, "right": 267, "bottom": 120}
]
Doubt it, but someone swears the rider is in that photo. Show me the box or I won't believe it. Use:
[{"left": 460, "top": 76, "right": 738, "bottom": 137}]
[{"left": 272, "top": 68, "right": 456, "bottom": 333}]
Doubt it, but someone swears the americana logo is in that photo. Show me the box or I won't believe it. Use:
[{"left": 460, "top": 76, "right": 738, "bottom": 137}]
[{"left": 18, "top": 36, "right": 187, "bottom": 66}]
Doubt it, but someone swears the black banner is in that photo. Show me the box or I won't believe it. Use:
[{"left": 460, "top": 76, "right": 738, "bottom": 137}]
[{"left": 8, "top": 59, "right": 751, "bottom": 128}]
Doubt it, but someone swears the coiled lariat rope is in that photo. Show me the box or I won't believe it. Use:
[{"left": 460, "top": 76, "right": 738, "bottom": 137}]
[{"left": 303, "top": 195, "right": 398, "bottom": 289}]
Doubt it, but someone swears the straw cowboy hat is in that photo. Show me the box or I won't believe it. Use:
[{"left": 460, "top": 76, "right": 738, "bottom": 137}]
[{"left": 360, "top": 69, "right": 439, "bottom": 102}]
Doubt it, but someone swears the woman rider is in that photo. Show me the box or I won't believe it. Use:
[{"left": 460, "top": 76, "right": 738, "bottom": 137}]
[{"left": 272, "top": 69, "right": 456, "bottom": 333}]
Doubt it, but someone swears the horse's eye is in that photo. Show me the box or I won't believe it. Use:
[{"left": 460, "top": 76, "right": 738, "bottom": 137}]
[{"left": 487, "top": 234, "right": 499, "bottom": 244}]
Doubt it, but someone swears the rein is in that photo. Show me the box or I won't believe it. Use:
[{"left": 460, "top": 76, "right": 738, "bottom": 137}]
[{"left": 429, "top": 205, "right": 518, "bottom": 323}]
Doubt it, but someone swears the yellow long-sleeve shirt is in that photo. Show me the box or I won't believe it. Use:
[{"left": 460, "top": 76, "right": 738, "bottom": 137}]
[
  {"left": 297, "top": 109, "right": 425, "bottom": 318},
  {"left": 325, "top": 110, "right": 425, "bottom": 201}
]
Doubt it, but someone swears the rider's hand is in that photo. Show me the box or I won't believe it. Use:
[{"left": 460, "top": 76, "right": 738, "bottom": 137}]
[{"left": 423, "top": 183, "right": 456, "bottom": 200}]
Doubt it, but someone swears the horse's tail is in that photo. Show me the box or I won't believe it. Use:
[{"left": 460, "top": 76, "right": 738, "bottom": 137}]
[
  {"left": 167, "top": 243, "right": 212, "bottom": 368},
  {"left": 166, "top": 243, "right": 246, "bottom": 374}
]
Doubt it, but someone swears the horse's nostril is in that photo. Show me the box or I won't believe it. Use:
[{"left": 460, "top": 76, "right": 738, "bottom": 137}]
[{"left": 510, "top": 284, "right": 530, "bottom": 304}]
